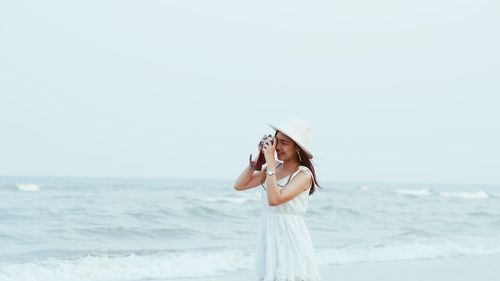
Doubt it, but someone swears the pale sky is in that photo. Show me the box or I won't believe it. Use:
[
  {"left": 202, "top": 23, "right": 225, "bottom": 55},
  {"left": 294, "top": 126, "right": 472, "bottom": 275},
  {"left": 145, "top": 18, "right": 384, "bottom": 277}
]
[{"left": 1, "top": 0, "right": 499, "bottom": 184}]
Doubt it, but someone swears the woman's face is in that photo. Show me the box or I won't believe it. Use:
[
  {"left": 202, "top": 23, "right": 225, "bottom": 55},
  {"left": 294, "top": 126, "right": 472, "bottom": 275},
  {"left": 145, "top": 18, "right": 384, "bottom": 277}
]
[{"left": 275, "top": 132, "right": 298, "bottom": 162}]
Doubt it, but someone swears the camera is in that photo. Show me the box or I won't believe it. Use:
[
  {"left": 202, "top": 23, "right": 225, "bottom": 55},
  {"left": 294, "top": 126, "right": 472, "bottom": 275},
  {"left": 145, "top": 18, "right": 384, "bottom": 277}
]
[
  {"left": 259, "top": 134, "right": 274, "bottom": 148},
  {"left": 254, "top": 135, "right": 274, "bottom": 171}
]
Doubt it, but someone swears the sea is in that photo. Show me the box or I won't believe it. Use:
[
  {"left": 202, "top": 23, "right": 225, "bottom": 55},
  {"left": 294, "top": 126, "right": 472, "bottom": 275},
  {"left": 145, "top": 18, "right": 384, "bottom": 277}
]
[{"left": 1, "top": 176, "right": 500, "bottom": 281}]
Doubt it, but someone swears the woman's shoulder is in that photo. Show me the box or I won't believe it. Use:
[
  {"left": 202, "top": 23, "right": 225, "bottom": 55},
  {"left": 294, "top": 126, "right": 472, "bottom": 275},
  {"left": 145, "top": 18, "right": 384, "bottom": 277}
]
[
  {"left": 292, "top": 165, "right": 312, "bottom": 179},
  {"left": 299, "top": 165, "right": 312, "bottom": 174}
]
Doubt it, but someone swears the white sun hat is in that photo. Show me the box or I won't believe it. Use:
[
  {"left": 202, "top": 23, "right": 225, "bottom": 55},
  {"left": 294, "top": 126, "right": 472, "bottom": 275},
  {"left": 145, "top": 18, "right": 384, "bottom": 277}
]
[{"left": 268, "top": 117, "right": 313, "bottom": 159}]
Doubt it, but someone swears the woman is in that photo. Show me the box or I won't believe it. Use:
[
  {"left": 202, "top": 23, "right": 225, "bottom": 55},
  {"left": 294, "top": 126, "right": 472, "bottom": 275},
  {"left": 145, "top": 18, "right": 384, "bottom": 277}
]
[{"left": 234, "top": 117, "right": 322, "bottom": 281}]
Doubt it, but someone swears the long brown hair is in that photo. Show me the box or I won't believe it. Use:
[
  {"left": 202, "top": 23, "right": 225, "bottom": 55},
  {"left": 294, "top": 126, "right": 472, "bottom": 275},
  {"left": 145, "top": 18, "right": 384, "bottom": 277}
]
[{"left": 296, "top": 146, "right": 321, "bottom": 195}]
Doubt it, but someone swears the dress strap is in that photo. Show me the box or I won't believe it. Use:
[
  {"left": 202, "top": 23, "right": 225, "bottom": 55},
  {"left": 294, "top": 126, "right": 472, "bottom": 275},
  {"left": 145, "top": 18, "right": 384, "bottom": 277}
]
[
  {"left": 290, "top": 166, "right": 312, "bottom": 180},
  {"left": 289, "top": 166, "right": 313, "bottom": 192}
]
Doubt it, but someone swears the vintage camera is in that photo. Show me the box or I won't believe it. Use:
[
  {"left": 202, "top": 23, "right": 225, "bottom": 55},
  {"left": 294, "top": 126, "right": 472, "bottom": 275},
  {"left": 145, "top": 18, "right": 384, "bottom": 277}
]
[{"left": 254, "top": 135, "right": 274, "bottom": 171}]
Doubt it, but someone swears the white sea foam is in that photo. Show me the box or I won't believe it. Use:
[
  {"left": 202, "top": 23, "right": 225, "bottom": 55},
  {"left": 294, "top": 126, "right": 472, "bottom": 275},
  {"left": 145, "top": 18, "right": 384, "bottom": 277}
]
[
  {"left": 2, "top": 235, "right": 500, "bottom": 281},
  {"left": 15, "top": 184, "right": 39, "bottom": 191},
  {"left": 489, "top": 192, "right": 500, "bottom": 199},
  {"left": 317, "top": 235, "right": 500, "bottom": 265},
  {"left": 439, "top": 191, "right": 489, "bottom": 199},
  {"left": 394, "top": 188, "right": 431, "bottom": 196},
  {"left": 201, "top": 193, "right": 260, "bottom": 204},
  {"left": 359, "top": 185, "right": 369, "bottom": 191},
  {"left": 0, "top": 249, "right": 252, "bottom": 281},
  {"left": 201, "top": 196, "right": 254, "bottom": 204}
]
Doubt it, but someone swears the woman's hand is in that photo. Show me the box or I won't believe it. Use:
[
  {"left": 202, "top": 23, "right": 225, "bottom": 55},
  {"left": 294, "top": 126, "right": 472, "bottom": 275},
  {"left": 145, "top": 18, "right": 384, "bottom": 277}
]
[{"left": 261, "top": 135, "right": 276, "bottom": 164}]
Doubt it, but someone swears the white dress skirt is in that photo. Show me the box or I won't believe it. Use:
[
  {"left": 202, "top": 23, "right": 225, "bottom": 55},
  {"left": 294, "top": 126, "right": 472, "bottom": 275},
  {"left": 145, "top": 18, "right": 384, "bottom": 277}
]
[{"left": 254, "top": 166, "right": 322, "bottom": 281}]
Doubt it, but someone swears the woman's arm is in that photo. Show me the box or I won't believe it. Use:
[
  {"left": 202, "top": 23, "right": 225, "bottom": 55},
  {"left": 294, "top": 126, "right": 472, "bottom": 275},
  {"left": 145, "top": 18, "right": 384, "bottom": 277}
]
[
  {"left": 233, "top": 156, "right": 266, "bottom": 191},
  {"left": 266, "top": 172, "right": 311, "bottom": 205},
  {"left": 261, "top": 136, "right": 282, "bottom": 205}
]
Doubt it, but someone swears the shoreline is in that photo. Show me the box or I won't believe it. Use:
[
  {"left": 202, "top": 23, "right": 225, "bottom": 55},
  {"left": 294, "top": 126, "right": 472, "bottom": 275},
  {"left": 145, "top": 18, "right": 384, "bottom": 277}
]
[{"left": 167, "top": 253, "right": 500, "bottom": 281}]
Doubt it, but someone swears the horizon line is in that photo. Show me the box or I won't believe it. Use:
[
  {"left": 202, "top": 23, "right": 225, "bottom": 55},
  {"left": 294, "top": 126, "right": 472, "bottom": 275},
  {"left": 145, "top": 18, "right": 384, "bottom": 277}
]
[{"left": 0, "top": 174, "right": 499, "bottom": 187}]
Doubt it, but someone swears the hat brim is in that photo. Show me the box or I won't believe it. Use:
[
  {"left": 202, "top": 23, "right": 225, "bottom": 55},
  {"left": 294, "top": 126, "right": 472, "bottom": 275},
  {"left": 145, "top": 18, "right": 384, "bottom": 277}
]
[{"left": 268, "top": 124, "right": 313, "bottom": 159}]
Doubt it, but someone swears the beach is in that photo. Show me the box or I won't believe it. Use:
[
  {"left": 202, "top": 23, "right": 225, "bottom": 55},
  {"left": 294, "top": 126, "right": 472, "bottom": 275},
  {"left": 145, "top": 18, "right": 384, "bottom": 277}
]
[{"left": 171, "top": 253, "right": 500, "bottom": 281}]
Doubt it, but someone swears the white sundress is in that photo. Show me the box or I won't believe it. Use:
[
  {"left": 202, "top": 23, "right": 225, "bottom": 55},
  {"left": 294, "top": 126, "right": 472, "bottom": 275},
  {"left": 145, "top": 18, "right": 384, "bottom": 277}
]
[{"left": 254, "top": 165, "right": 322, "bottom": 281}]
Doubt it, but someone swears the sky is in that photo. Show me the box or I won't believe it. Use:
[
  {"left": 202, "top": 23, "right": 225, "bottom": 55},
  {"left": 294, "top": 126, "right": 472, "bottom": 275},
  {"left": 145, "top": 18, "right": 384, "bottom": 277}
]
[{"left": 1, "top": 0, "right": 499, "bottom": 184}]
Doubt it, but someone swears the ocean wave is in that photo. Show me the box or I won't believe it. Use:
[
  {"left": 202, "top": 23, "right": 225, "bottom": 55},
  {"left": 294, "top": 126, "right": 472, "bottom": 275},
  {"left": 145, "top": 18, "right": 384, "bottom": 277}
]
[
  {"left": 317, "top": 235, "right": 500, "bottom": 265},
  {"left": 439, "top": 191, "right": 489, "bottom": 199},
  {"left": 389, "top": 229, "right": 436, "bottom": 239},
  {"left": 74, "top": 226, "right": 205, "bottom": 239},
  {"left": 184, "top": 205, "right": 244, "bottom": 220},
  {"left": 2, "top": 235, "right": 500, "bottom": 281},
  {"left": 75, "top": 226, "right": 149, "bottom": 239},
  {"left": 466, "top": 211, "right": 496, "bottom": 218},
  {"left": 200, "top": 194, "right": 259, "bottom": 204},
  {"left": 359, "top": 185, "right": 369, "bottom": 191},
  {"left": 0, "top": 248, "right": 252, "bottom": 281},
  {"left": 320, "top": 206, "right": 363, "bottom": 217},
  {"left": 488, "top": 192, "right": 500, "bottom": 199},
  {"left": 149, "top": 227, "right": 206, "bottom": 238},
  {"left": 15, "top": 184, "right": 40, "bottom": 192},
  {"left": 393, "top": 188, "right": 431, "bottom": 196}
]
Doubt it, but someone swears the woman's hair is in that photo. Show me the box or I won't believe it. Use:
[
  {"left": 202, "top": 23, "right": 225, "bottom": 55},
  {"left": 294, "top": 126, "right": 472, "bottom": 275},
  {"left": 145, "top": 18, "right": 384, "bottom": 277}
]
[
  {"left": 275, "top": 131, "right": 321, "bottom": 195},
  {"left": 296, "top": 145, "right": 321, "bottom": 195}
]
